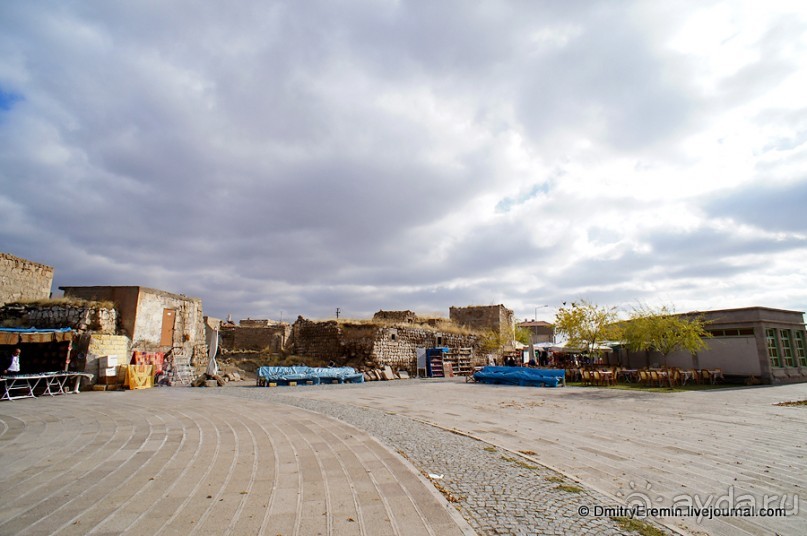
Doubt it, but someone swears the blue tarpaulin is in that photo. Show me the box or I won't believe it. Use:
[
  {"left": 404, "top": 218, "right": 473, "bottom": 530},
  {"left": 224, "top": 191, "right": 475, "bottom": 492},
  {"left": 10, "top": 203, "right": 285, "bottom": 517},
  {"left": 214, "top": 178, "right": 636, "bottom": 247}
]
[
  {"left": 257, "top": 366, "right": 364, "bottom": 385},
  {"left": 473, "top": 366, "right": 565, "bottom": 387}
]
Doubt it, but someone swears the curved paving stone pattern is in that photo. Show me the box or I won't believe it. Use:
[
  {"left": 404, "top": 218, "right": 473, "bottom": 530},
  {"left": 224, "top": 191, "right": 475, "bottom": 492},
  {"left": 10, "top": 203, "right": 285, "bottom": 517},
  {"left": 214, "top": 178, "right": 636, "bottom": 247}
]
[{"left": 0, "top": 389, "right": 470, "bottom": 536}]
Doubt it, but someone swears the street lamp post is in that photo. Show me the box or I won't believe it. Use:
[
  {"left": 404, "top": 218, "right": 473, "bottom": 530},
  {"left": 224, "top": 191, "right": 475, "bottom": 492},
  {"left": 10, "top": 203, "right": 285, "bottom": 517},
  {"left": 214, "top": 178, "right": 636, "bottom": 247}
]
[{"left": 534, "top": 304, "right": 549, "bottom": 321}]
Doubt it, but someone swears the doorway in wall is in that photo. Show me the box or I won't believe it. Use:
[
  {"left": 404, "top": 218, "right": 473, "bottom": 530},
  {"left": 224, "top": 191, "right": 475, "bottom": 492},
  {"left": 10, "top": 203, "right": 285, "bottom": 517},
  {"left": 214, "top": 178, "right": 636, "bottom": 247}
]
[{"left": 160, "top": 309, "right": 176, "bottom": 347}]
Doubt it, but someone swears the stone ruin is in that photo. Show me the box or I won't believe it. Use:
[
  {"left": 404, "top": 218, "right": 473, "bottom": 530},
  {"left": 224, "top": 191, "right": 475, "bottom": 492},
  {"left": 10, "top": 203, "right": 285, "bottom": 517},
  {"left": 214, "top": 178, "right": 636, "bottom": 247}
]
[
  {"left": 372, "top": 310, "right": 418, "bottom": 323},
  {"left": 288, "top": 314, "right": 484, "bottom": 374},
  {"left": 0, "top": 300, "right": 119, "bottom": 334},
  {"left": 219, "top": 319, "right": 290, "bottom": 353}
]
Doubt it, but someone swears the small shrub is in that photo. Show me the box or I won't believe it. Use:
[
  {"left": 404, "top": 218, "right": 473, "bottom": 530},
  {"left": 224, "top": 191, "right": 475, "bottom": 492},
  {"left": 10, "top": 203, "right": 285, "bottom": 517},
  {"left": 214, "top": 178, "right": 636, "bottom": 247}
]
[
  {"left": 611, "top": 516, "right": 666, "bottom": 536},
  {"left": 555, "top": 484, "right": 584, "bottom": 493}
]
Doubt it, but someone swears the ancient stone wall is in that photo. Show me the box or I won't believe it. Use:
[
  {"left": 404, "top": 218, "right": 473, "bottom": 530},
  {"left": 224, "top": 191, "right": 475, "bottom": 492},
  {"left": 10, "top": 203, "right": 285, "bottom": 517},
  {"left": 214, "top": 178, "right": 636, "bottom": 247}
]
[
  {"left": 290, "top": 317, "right": 342, "bottom": 359},
  {"left": 239, "top": 319, "right": 275, "bottom": 327},
  {"left": 0, "top": 253, "right": 54, "bottom": 306},
  {"left": 339, "top": 324, "right": 380, "bottom": 361},
  {"left": 369, "top": 326, "right": 481, "bottom": 373},
  {"left": 450, "top": 304, "right": 514, "bottom": 339},
  {"left": 220, "top": 324, "right": 290, "bottom": 353},
  {"left": 0, "top": 301, "right": 118, "bottom": 333},
  {"left": 372, "top": 310, "right": 418, "bottom": 323},
  {"left": 290, "top": 317, "right": 481, "bottom": 373}
]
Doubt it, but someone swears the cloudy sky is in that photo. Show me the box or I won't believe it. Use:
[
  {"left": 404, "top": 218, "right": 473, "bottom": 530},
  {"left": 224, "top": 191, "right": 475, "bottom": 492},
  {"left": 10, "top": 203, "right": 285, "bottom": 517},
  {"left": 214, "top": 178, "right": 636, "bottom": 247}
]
[{"left": 1, "top": 1, "right": 806, "bottom": 323}]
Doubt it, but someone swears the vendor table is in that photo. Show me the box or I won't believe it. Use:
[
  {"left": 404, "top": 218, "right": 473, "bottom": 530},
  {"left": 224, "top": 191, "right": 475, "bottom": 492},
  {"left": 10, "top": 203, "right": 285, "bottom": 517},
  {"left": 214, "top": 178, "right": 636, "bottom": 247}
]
[{"left": 1, "top": 372, "right": 94, "bottom": 401}]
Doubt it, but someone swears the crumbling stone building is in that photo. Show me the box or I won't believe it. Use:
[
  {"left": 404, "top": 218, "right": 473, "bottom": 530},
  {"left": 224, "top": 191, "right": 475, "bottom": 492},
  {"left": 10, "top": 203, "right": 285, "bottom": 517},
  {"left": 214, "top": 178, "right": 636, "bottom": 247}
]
[
  {"left": 372, "top": 310, "right": 418, "bottom": 323},
  {"left": 60, "top": 286, "right": 208, "bottom": 369},
  {"left": 0, "top": 252, "right": 54, "bottom": 306},
  {"left": 449, "top": 304, "right": 515, "bottom": 340},
  {"left": 219, "top": 319, "right": 291, "bottom": 353},
  {"left": 288, "top": 314, "right": 483, "bottom": 373}
]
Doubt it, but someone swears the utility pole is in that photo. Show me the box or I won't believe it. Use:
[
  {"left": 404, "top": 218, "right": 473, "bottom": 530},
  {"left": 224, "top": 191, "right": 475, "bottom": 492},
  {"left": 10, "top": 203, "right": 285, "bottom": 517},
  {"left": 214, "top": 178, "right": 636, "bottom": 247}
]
[{"left": 336, "top": 307, "right": 341, "bottom": 319}]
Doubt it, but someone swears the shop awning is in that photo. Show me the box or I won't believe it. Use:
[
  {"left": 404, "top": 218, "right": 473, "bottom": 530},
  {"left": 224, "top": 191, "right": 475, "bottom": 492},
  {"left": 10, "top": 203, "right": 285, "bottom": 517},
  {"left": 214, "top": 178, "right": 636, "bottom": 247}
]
[{"left": 0, "top": 327, "right": 74, "bottom": 344}]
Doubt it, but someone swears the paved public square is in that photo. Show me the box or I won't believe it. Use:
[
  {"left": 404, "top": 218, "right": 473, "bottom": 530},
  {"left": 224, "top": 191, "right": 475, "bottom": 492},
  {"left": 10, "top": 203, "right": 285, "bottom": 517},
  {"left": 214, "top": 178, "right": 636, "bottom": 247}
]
[
  {"left": 1, "top": 379, "right": 805, "bottom": 535},
  {"left": 252, "top": 379, "right": 807, "bottom": 536}
]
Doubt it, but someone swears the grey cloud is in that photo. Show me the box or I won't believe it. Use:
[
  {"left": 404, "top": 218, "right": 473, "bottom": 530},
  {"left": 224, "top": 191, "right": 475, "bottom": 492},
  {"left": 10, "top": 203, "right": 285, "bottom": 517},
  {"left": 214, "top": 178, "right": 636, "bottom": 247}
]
[
  {"left": 646, "top": 226, "right": 806, "bottom": 259},
  {"left": 2, "top": 1, "right": 805, "bottom": 321},
  {"left": 702, "top": 180, "right": 807, "bottom": 233},
  {"left": 515, "top": 7, "right": 698, "bottom": 152}
]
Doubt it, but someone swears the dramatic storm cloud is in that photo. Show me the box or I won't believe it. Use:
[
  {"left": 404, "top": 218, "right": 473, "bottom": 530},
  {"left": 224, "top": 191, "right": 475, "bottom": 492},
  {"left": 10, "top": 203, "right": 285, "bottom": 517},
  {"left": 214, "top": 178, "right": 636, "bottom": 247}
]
[{"left": 1, "top": 1, "right": 805, "bottom": 322}]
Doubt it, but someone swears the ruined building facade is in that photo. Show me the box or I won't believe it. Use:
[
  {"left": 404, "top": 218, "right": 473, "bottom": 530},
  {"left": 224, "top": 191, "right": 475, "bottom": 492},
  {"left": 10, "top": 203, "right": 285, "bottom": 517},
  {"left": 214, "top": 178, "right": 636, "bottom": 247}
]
[
  {"left": 288, "top": 315, "right": 483, "bottom": 373},
  {"left": 220, "top": 319, "right": 291, "bottom": 353},
  {"left": 449, "top": 304, "right": 514, "bottom": 340},
  {"left": 0, "top": 252, "right": 54, "bottom": 306}
]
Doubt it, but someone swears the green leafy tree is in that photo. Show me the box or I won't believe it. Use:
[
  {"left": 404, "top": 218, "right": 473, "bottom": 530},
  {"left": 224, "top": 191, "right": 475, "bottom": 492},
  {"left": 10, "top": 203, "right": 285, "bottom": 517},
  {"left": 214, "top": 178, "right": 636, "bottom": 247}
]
[
  {"left": 554, "top": 300, "right": 622, "bottom": 357},
  {"left": 623, "top": 304, "right": 711, "bottom": 385},
  {"left": 480, "top": 328, "right": 510, "bottom": 357},
  {"left": 514, "top": 325, "right": 532, "bottom": 346}
]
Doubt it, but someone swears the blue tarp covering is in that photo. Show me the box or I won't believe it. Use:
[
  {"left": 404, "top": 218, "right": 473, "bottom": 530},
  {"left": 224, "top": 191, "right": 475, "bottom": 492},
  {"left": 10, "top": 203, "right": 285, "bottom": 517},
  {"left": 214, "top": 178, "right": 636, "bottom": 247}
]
[
  {"left": 257, "top": 366, "right": 364, "bottom": 385},
  {"left": 473, "top": 366, "right": 565, "bottom": 387}
]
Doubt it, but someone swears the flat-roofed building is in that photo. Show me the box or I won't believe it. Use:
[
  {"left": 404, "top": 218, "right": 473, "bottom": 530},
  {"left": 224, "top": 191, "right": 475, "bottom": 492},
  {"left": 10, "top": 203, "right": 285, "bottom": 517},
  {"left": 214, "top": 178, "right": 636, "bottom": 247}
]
[
  {"left": 615, "top": 306, "right": 806, "bottom": 384},
  {"left": 517, "top": 320, "right": 555, "bottom": 344}
]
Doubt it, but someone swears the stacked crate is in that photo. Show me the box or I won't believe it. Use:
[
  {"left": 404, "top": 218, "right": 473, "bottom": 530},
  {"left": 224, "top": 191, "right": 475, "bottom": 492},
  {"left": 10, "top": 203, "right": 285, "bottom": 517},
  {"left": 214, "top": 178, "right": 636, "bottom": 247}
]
[{"left": 97, "top": 355, "right": 123, "bottom": 387}]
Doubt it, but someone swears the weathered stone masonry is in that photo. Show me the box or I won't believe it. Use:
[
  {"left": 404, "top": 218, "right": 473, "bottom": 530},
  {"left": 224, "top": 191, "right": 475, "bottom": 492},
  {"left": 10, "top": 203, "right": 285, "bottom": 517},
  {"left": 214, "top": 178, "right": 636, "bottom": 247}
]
[
  {"left": 0, "top": 253, "right": 54, "bottom": 306},
  {"left": 290, "top": 317, "right": 482, "bottom": 373},
  {"left": 450, "top": 304, "right": 514, "bottom": 340},
  {"left": 220, "top": 321, "right": 290, "bottom": 353},
  {"left": 0, "top": 301, "right": 118, "bottom": 333}
]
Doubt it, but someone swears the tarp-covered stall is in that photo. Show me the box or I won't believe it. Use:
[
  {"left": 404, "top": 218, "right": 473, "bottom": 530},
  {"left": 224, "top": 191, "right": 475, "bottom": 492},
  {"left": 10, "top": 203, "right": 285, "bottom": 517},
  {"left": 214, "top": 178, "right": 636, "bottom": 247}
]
[
  {"left": 0, "top": 327, "right": 75, "bottom": 373},
  {"left": 1, "top": 328, "right": 93, "bottom": 400},
  {"left": 473, "top": 366, "right": 565, "bottom": 387},
  {"left": 257, "top": 366, "right": 364, "bottom": 386}
]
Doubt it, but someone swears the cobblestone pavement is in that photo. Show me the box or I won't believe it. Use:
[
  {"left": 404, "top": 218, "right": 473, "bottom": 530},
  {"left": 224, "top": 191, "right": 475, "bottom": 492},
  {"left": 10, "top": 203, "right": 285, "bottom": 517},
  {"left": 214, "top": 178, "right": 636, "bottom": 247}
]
[
  {"left": 0, "top": 389, "right": 471, "bottom": 536},
  {"left": 223, "top": 384, "right": 674, "bottom": 536},
  {"left": 236, "top": 379, "right": 807, "bottom": 536}
]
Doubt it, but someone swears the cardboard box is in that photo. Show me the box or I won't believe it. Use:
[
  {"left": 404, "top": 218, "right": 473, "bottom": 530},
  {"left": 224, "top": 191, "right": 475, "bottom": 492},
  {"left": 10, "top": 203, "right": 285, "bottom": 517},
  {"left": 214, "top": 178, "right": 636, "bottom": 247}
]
[
  {"left": 99, "top": 355, "right": 119, "bottom": 368},
  {"left": 99, "top": 366, "right": 118, "bottom": 377}
]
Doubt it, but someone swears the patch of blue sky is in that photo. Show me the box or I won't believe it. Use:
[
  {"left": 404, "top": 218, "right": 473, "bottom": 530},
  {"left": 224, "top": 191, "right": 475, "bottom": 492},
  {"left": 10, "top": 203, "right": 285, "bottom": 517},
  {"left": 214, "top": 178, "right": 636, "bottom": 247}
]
[
  {"left": 0, "top": 86, "right": 24, "bottom": 111},
  {"left": 495, "top": 182, "right": 550, "bottom": 213}
]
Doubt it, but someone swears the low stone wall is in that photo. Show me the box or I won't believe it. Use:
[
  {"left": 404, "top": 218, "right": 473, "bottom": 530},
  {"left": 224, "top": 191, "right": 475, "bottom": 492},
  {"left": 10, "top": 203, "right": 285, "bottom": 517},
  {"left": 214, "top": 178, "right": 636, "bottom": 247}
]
[
  {"left": 220, "top": 324, "right": 290, "bottom": 353},
  {"left": 0, "top": 301, "right": 118, "bottom": 333}
]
